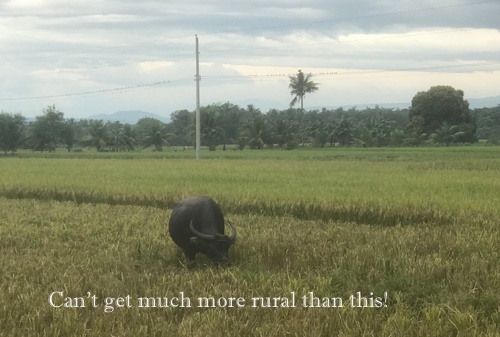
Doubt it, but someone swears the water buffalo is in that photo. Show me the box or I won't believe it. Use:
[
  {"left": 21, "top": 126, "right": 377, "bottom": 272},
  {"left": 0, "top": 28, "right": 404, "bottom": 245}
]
[{"left": 168, "top": 196, "right": 236, "bottom": 267}]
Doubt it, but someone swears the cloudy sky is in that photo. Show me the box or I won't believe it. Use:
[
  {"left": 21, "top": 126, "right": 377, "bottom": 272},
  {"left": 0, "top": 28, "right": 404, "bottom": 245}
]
[{"left": 1, "top": 0, "right": 499, "bottom": 119}]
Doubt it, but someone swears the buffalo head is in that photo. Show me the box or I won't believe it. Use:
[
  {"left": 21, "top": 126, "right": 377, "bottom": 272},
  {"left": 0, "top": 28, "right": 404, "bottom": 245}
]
[
  {"left": 168, "top": 196, "right": 237, "bottom": 267},
  {"left": 189, "top": 219, "right": 236, "bottom": 266}
]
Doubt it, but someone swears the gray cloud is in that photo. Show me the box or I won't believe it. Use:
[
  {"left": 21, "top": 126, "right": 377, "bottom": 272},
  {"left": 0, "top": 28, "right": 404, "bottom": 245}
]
[{"left": 1, "top": 0, "right": 499, "bottom": 118}]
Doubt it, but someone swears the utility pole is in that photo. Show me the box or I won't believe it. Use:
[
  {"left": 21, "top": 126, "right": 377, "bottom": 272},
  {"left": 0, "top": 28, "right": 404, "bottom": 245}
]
[{"left": 195, "top": 35, "right": 201, "bottom": 160}]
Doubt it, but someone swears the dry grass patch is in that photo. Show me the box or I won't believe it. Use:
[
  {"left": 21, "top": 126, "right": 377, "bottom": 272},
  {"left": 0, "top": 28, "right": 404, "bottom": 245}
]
[{"left": 1, "top": 198, "right": 499, "bottom": 336}]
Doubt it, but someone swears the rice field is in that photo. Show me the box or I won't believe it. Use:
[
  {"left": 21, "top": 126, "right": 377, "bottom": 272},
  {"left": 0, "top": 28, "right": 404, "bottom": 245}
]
[{"left": 1, "top": 147, "right": 499, "bottom": 336}]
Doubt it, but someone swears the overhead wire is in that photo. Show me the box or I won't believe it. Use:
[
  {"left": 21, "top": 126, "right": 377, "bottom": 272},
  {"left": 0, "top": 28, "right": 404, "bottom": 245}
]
[
  {"left": 3, "top": 58, "right": 499, "bottom": 103},
  {"left": 0, "top": 77, "right": 193, "bottom": 102},
  {"left": 0, "top": 0, "right": 498, "bottom": 102},
  {"left": 203, "top": 61, "right": 500, "bottom": 81}
]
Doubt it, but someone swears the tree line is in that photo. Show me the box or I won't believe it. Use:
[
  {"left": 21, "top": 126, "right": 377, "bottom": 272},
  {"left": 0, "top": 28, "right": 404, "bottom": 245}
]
[{"left": 1, "top": 86, "right": 499, "bottom": 154}]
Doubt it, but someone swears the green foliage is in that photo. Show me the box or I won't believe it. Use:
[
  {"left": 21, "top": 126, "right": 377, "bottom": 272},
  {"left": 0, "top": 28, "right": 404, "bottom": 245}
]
[
  {"left": 271, "top": 118, "right": 298, "bottom": 149},
  {"left": 355, "top": 117, "right": 395, "bottom": 147},
  {"left": 0, "top": 112, "right": 28, "bottom": 154},
  {"left": 200, "top": 105, "right": 226, "bottom": 151},
  {"left": 429, "top": 123, "right": 461, "bottom": 146},
  {"left": 288, "top": 69, "right": 319, "bottom": 110},
  {"left": 3, "top": 96, "right": 500, "bottom": 155},
  {"left": 60, "top": 119, "right": 77, "bottom": 152},
  {"left": 168, "top": 109, "right": 193, "bottom": 146},
  {"left": 136, "top": 117, "right": 170, "bottom": 151},
  {"left": 83, "top": 119, "right": 108, "bottom": 151},
  {"left": 409, "top": 86, "right": 476, "bottom": 143},
  {"left": 310, "top": 119, "right": 333, "bottom": 148},
  {"left": 474, "top": 105, "right": 500, "bottom": 144},
  {"left": 241, "top": 115, "right": 267, "bottom": 149},
  {"left": 31, "top": 105, "right": 65, "bottom": 152},
  {"left": 119, "top": 124, "right": 137, "bottom": 151},
  {"left": 334, "top": 115, "right": 353, "bottom": 146}
]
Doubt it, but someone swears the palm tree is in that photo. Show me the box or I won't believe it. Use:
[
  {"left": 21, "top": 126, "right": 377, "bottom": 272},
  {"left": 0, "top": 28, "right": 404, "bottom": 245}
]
[
  {"left": 86, "top": 120, "right": 108, "bottom": 151},
  {"left": 142, "top": 125, "right": 170, "bottom": 151},
  {"left": 356, "top": 117, "right": 395, "bottom": 147},
  {"left": 429, "top": 123, "right": 464, "bottom": 146},
  {"left": 200, "top": 108, "right": 226, "bottom": 151},
  {"left": 242, "top": 116, "right": 267, "bottom": 149},
  {"left": 273, "top": 119, "right": 297, "bottom": 149},
  {"left": 310, "top": 119, "right": 334, "bottom": 148},
  {"left": 334, "top": 116, "right": 353, "bottom": 146},
  {"left": 120, "top": 124, "right": 136, "bottom": 151},
  {"left": 288, "top": 69, "right": 319, "bottom": 110}
]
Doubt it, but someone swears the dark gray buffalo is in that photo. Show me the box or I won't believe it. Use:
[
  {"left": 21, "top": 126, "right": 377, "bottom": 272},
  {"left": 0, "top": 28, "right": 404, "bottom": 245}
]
[{"left": 168, "top": 196, "right": 236, "bottom": 267}]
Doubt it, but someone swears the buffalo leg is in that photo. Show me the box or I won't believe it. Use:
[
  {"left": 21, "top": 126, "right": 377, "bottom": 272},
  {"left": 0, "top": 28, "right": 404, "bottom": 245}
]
[{"left": 183, "top": 249, "right": 196, "bottom": 268}]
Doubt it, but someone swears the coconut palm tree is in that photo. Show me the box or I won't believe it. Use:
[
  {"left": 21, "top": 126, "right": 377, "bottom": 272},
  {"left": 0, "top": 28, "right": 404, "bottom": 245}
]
[
  {"left": 119, "top": 124, "right": 136, "bottom": 151},
  {"left": 196, "top": 106, "right": 227, "bottom": 151},
  {"left": 272, "top": 119, "right": 298, "bottom": 149},
  {"left": 142, "top": 125, "right": 170, "bottom": 151},
  {"left": 334, "top": 116, "right": 353, "bottom": 146},
  {"left": 310, "top": 119, "right": 334, "bottom": 148},
  {"left": 288, "top": 69, "right": 319, "bottom": 110},
  {"left": 86, "top": 120, "right": 108, "bottom": 151},
  {"left": 429, "top": 122, "right": 465, "bottom": 146},
  {"left": 242, "top": 116, "right": 267, "bottom": 149}
]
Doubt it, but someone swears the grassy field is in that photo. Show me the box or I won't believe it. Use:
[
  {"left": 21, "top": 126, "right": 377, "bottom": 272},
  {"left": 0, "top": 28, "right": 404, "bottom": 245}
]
[{"left": 1, "top": 147, "right": 500, "bottom": 336}]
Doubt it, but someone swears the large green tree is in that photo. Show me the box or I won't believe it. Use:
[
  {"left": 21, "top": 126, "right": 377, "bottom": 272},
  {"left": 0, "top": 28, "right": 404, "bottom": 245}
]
[
  {"left": 288, "top": 70, "right": 319, "bottom": 110},
  {"left": 0, "top": 112, "right": 28, "bottom": 154},
  {"left": 60, "top": 119, "right": 77, "bottom": 152},
  {"left": 31, "top": 105, "right": 65, "bottom": 152},
  {"left": 474, "top": 106, "right": 500, "bottom": 144},
  {"left": 168, "top": 109, "right": 192, "bottom": 146},
  {"left": 408, "top": 86, "right": 476, "bottom": 142}
]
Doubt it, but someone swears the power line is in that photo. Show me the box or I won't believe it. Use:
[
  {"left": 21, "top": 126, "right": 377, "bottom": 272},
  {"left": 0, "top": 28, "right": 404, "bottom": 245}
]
[
  {"left": 2, "top": 58, "right": 499, "bottom": 102},
  {"left": 202, "top": 61, "right": 500, "bottom": 80},
  {"left": 0, "top": 54, "right": 193, "bottom": 81},
  {"left": 1, "top": 0, "right": 497, "bottom": 103},
  {"left": 0, "top": 78, "right": 192, "bottom": 102}
]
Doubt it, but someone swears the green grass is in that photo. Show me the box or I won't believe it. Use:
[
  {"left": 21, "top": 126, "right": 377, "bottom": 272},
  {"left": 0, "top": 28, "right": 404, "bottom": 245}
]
[
  {"left": 2, "top": 147, "right": 500, "bottom": 225},
  {"left": 10, "top": 144, "right": 500, "bottom": 162},
  {"left": 1, "top": 146, "right": 500, "bottom": 336}
]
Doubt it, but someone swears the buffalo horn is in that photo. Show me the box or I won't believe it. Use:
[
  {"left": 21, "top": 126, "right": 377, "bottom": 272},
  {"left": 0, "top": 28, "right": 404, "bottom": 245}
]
[
  {"left": 189, "top": 219, "right": 216, "bottom": 240},
  {"left": 228, "top": 220, "right": 236, "bottom": 242}
]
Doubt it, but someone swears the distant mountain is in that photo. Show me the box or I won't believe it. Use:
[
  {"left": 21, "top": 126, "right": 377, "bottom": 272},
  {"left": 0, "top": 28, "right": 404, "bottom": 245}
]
[
  {"left": 310, "top": 95, "right": 500, "bottom": 111},
  {"left": 87, "top": 110, "right": 170, "bottom": 124},
  {"left": 467, "top": 95, "right": 500, "bottom": 109},
  {"left": 82, "top": 95, "right": 499, "bottom": 124}
]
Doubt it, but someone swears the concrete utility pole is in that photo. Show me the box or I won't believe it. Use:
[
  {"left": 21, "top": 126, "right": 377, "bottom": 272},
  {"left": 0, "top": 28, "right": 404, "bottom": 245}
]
[{"left": 195, "top": 35, "right": 201, "bottom": 160}]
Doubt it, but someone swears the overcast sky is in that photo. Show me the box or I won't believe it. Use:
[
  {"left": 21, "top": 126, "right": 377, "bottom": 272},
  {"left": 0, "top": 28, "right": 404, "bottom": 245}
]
[{"left": 1, "top": 0, "right": 499, "bottom": 119}]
